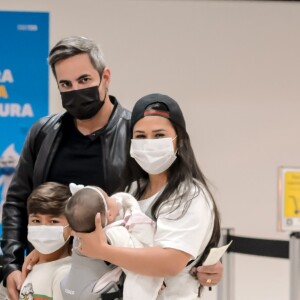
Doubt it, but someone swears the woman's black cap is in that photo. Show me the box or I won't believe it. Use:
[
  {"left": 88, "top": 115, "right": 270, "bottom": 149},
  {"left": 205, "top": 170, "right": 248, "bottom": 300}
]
[{"left": 131, "top": 93, "right": 186, "bottom": 130}]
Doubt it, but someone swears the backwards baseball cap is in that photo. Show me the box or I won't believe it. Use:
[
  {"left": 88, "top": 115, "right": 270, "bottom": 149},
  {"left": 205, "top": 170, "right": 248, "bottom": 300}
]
[{"left": 131, "top": 93, "right": 186, "bottom": 130}]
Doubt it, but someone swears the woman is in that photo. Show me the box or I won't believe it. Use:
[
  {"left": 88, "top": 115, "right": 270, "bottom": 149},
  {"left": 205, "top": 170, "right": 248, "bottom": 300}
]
[{"left": 78, "top": 93, "right": 221, "bottom": 299}]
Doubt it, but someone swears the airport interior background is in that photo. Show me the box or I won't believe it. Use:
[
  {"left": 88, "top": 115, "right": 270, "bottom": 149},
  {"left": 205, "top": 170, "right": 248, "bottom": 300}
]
[{"left": 1, "top": 0, "right": 300, "bottom": 299}]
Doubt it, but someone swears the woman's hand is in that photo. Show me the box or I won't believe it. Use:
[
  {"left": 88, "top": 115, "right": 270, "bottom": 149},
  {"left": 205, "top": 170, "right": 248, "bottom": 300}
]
[
  {"left": 21, "top": 249, "right": 40, "bottom": 281},
  {"left": 190, "top": 261, "right": 223, "bottom": 286},
  {"left": 76, "top": 213, "right": 109, "bottom": 259}
]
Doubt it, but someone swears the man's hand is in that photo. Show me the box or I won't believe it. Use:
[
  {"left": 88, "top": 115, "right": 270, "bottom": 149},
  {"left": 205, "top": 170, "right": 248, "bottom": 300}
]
[
  {"left": 6, "top": 270, "right": 22, "bottom": 300},
  {"left": 190, "top": 261, "right": 224, "bottom": 286},
  {"left": 21, "top": 249, "right": 39, "bottom": 282}
]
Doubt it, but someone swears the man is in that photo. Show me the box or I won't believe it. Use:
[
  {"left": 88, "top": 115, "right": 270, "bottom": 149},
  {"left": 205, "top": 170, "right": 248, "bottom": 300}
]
[{"left": 1, "top": 36, "right": 223, "bottom": 300}]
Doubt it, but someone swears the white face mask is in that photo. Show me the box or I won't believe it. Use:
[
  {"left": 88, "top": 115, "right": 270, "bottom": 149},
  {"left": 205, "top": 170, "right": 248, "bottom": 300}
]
[
  {"left": 28, "top": 225, "right": 69, "bottom": 254},
  {"left": 130, "top": 137, "right": 177, "bottom": 175}
]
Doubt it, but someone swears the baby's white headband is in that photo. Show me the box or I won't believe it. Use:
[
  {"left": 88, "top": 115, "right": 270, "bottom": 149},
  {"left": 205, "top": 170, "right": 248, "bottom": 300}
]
[{"left": 69, "top": 183, "right": 108, "bottom": 213}]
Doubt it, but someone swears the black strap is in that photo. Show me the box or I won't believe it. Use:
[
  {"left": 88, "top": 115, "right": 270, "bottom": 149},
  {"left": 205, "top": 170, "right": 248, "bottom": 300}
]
[
  {"left": 101, "top": 281, "right": 123, "bottom": 300},
  {"left": 186, "top": 259, "right": 195, "bottom": 267},
  {"left": 101, "top": 289, "right": 123, "bottom": 300},
  {"left": 227, "top": 235, "right": 289, "bottom": 259},
  {"left": 188, "top": 234, "right": 289, "bottom": 267}
]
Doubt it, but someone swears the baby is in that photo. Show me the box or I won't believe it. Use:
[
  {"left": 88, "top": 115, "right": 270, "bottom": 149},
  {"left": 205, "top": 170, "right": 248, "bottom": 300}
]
[{"left": 61, "top": 184, "right": 162, "bottom": 300}]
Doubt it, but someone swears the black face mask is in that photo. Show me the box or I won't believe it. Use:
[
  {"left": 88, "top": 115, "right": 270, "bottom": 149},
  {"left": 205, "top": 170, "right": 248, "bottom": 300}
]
[{"left": 61, "top": 84, "right": 106, "bottom": 120}]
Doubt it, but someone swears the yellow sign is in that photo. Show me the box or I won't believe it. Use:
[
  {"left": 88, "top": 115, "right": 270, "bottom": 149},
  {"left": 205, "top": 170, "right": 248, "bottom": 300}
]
[{"left": 284, "top": 172, "right": 300, "bottom": 217}]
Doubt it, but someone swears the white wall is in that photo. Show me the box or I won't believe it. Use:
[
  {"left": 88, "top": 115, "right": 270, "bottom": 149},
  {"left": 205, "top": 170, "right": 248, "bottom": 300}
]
[{"left": 1, "top": 0, "right": 300, "bottom": 299}]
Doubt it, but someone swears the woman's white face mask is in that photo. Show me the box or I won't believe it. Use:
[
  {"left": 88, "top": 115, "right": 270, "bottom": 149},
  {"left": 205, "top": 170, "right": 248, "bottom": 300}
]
[
  {"left": 28, "top": 224, "right": 70, "bottom": 254},
  {"left": 130, "top": 137, "right": 177, "bottom": 175}
]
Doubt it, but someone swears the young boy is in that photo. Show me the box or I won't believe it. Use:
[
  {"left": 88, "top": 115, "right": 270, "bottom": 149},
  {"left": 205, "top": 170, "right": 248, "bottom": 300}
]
[
  {"left": 19, "top": 182, "right": 72, "bottom": 300},
  {"left": 61, "top": 183, "right": 163, "bottom": 300}
]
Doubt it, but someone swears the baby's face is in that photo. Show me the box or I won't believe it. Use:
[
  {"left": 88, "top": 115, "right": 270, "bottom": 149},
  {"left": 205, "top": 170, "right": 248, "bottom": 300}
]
[{"left": 106, "top": 196, "right": 119, "bottom": 224}]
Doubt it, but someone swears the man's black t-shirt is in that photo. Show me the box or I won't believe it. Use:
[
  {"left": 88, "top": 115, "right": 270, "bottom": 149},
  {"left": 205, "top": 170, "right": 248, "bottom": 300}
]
[{"left": 47, "top": 114, "right": 105, "bottom": 188}]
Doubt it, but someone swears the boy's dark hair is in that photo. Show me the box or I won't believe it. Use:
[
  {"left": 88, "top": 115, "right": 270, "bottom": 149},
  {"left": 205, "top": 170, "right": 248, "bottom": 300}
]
[
  {"left": 27, "top": 182, "right": 71, "bottom": 216},
  {"left": 65, "top": 187, "right": 107, "bottom": 233}
]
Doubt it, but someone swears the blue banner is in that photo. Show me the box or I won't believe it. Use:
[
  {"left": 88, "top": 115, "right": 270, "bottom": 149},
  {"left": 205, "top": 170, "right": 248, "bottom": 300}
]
[{"left": 0, "top": 11, "right": 49, "bottom": 235}]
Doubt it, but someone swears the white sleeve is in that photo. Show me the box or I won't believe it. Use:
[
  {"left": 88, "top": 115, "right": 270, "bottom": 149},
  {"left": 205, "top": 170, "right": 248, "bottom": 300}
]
[
  {"left": 53, "top": 264, "right": 71, "bottom": 300},
  {"left": 112, "top": 192, "right": 141, "bottom": 211},
  {"left": 105, "top": 225, "right": 145, "bottom": 248},
  {"left": 154, "top": 188, "right": 214, "bottom": 259}
]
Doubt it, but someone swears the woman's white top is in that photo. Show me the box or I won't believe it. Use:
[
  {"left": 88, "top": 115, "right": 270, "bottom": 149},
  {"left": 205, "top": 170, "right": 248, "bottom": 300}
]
[{"left": 137, "top": 182, "right": 215, "bottom": 300}]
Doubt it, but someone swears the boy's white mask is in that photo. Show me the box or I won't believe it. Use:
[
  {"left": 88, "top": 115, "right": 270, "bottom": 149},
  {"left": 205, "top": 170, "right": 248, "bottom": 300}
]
[{"left": 28, "top": 224, "right": 69, "bottom": 254}]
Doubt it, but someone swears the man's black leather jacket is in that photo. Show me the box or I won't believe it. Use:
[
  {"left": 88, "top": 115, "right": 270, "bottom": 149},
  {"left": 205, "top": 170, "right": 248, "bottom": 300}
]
[{"left": 1, "top": 96, "right": 131, "bottom": 282}]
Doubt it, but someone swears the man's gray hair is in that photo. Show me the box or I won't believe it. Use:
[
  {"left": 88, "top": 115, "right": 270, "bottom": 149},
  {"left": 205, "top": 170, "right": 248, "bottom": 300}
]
[{"left": 48, "top": 36, "right": 106, "bottom": 78}]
